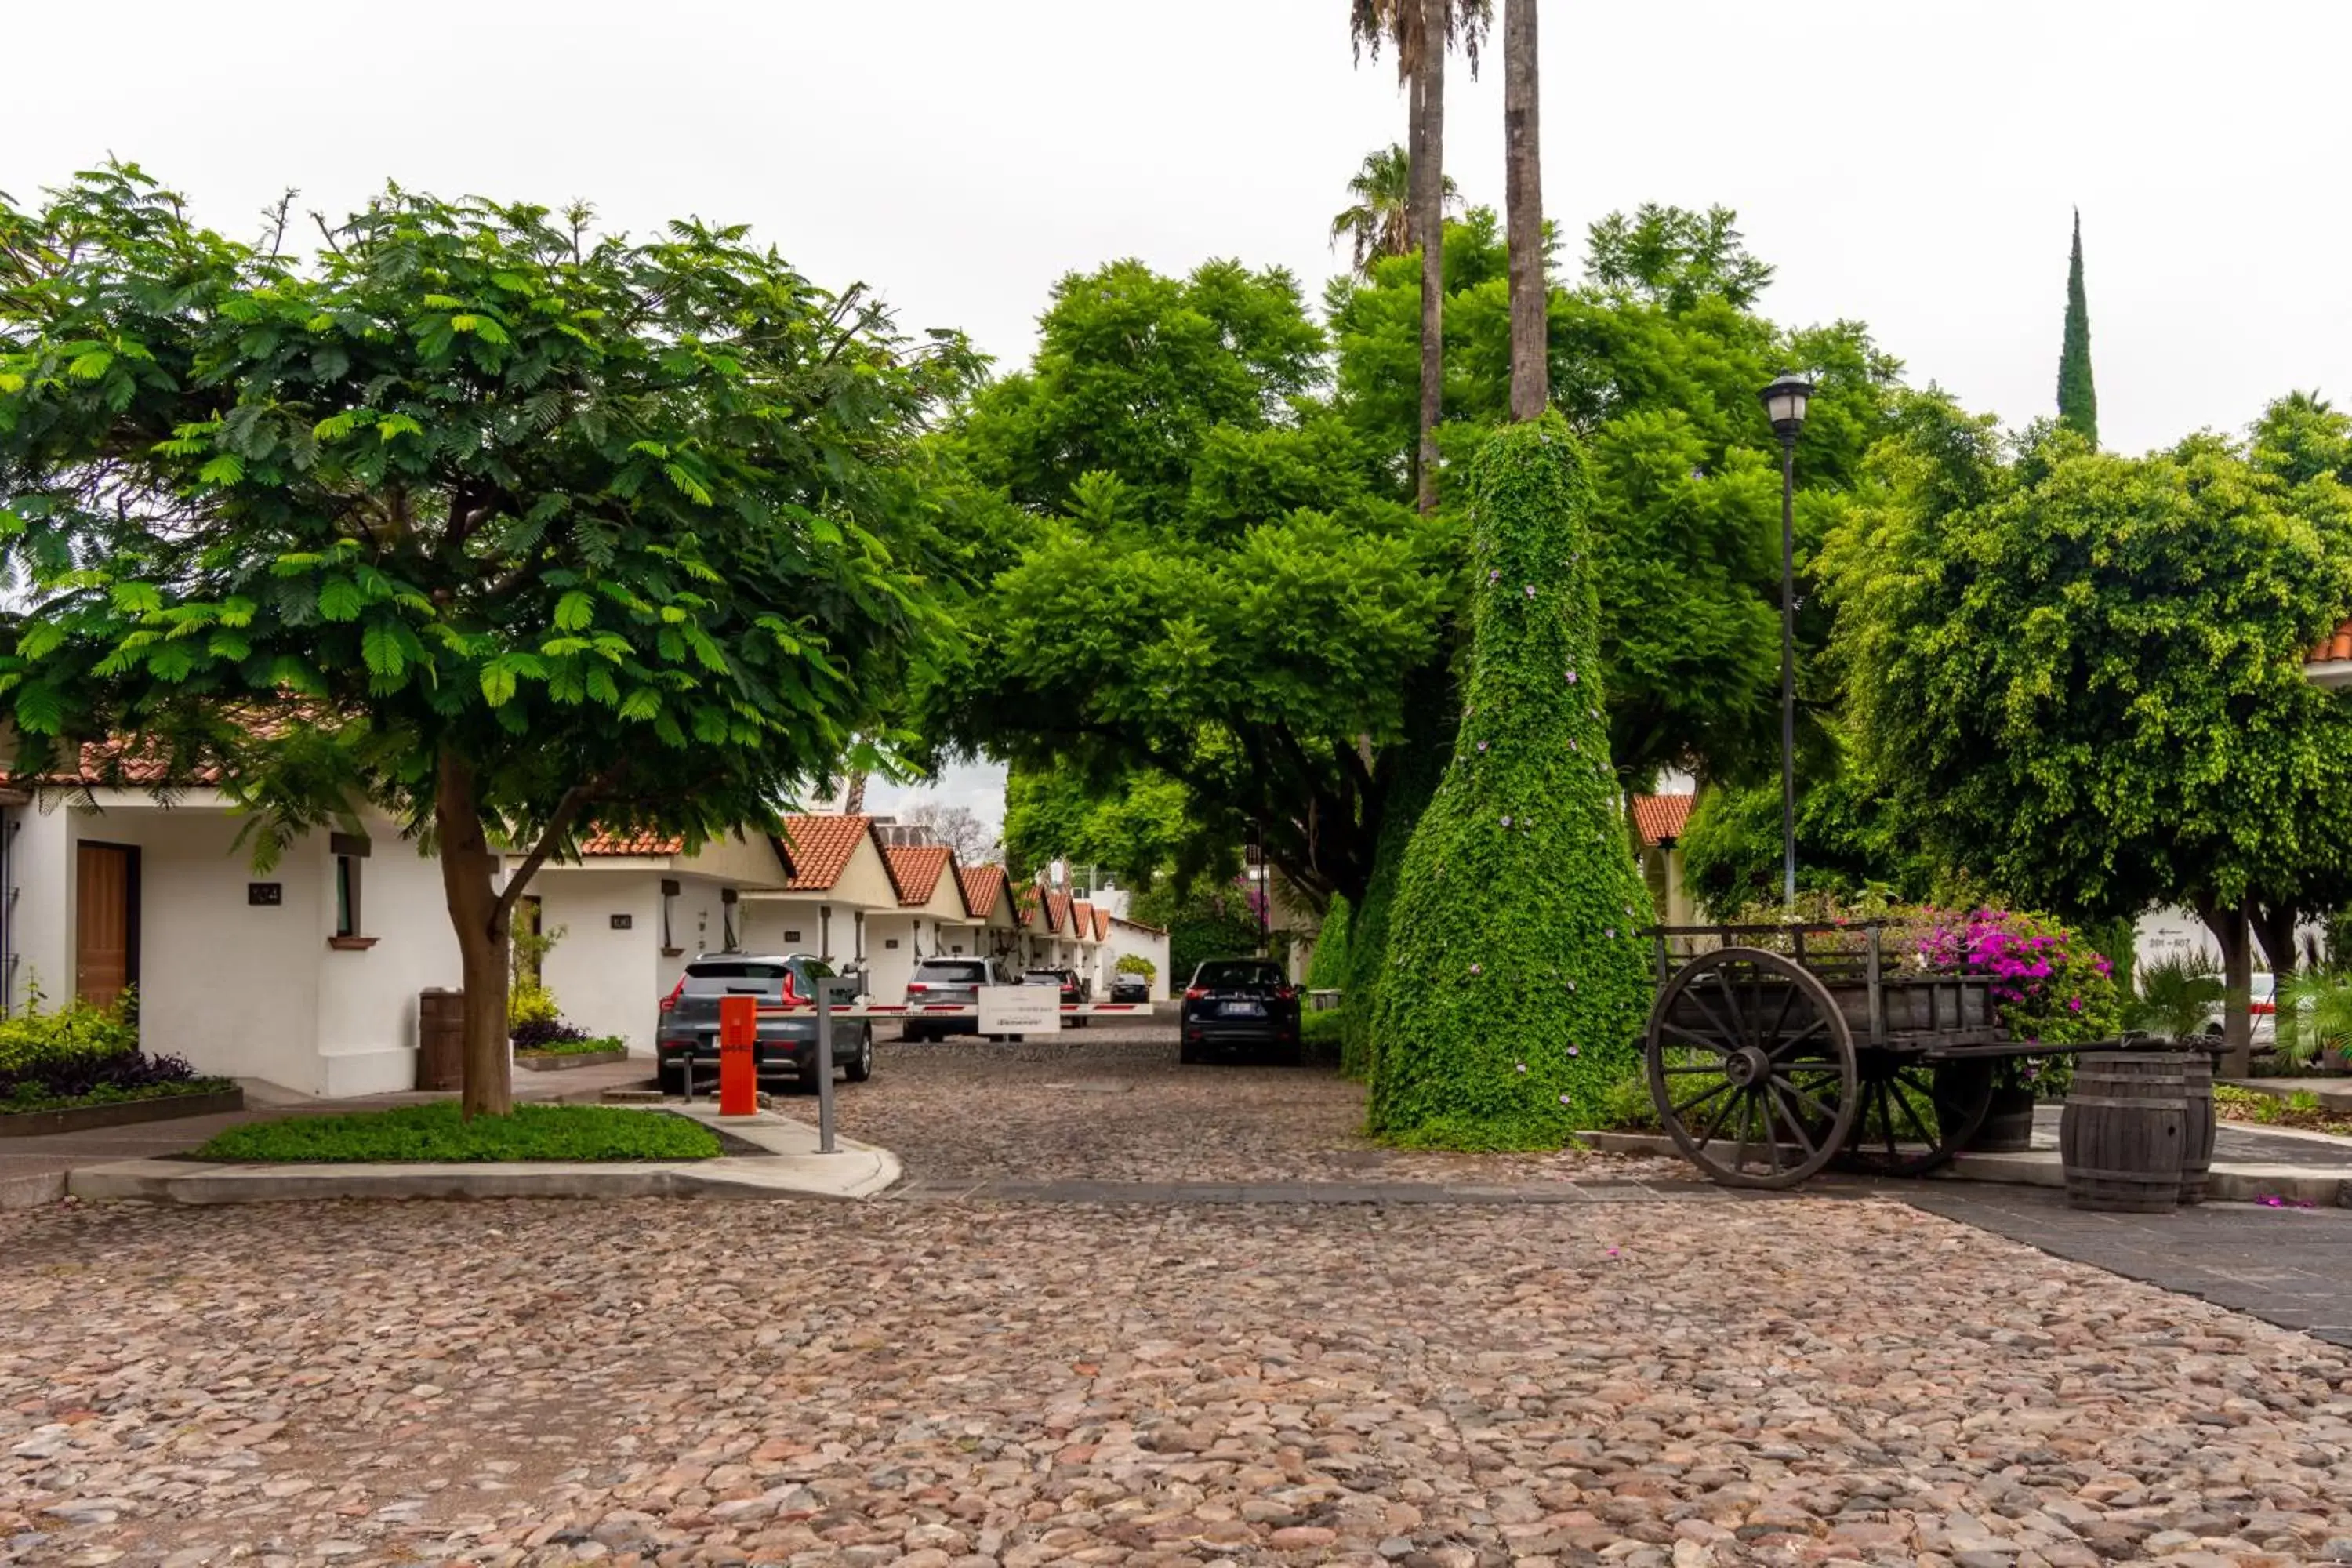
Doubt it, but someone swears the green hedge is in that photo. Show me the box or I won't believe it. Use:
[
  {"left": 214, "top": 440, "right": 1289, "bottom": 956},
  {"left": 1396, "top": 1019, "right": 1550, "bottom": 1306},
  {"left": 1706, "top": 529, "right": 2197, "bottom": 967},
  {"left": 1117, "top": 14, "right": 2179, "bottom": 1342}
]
[
  {"left": 196, "top": 1102, "right": 720, "bottom": 1163},
  {"left": 1367, "top": 416, "right": 1656, "bottom": 1148},
  {"left": 1305, "top": 895, "right": 1351, "bottom": 990}
]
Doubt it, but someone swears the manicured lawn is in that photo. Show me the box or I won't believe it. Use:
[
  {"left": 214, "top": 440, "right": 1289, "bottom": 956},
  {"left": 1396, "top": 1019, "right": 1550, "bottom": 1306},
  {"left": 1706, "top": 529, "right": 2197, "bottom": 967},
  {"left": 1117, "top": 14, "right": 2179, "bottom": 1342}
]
[{"left": 194, "top": 1102, "right": 722, "bottom": 1163}]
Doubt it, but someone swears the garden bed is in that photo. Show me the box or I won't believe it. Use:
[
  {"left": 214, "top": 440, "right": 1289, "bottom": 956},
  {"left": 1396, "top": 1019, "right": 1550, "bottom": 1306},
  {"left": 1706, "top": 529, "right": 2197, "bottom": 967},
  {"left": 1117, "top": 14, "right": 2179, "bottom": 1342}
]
[
  {"left": 0, "top": 1082, "right": 243, "bottom": 1138},
  {"left": 193, "top": 1102, "right": 724, "bottom": 1163},
  {"left": 515, "top": 1044, "right": 630, "bottom": 1073},
  {"left": 2216, "top": 1084, "right": 2352, "bottom": 1138}
]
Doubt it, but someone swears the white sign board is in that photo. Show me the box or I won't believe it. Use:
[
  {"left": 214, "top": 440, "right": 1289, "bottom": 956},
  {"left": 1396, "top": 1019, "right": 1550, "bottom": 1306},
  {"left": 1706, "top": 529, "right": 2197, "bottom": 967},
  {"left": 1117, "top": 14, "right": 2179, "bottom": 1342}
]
[{"left": 978, "top": 985, "right": 1062, "bottom": 1035}]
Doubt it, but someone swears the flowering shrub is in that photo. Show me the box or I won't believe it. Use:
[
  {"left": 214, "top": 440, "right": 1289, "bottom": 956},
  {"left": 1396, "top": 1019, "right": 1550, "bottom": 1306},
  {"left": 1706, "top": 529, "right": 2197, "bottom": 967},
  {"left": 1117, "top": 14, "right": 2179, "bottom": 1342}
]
[{"left": 1902, "top": 907, "right": 2120, "bottom": 1047}]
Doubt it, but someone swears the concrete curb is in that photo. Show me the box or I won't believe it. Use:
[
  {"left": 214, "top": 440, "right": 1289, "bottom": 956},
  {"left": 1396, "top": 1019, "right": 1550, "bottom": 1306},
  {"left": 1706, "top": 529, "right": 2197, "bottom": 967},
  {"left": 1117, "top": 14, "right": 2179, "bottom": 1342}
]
[
  {"left": 0, "top": 1171, "right": 66, "bottom": 1210},
  {"left": 1581, "top": 1130, "right": 2352, "bottom": 1207},
  {"left": 63, "top": 1106, "right": 902, "bottom": 1206}
]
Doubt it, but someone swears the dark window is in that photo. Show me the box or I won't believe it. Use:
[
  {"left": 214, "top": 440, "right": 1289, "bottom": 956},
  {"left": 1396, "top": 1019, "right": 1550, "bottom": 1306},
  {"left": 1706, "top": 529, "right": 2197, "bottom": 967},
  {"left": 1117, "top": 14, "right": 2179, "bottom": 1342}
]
[
  {"left": 913, "top": 960, "right": 989, "bottom": 984},
  {"left": 683, "top": 960, "right": 791, "bottom": 988},
  {"left": 1196, "top": 961, "right": 1283, "bottom": 989},
  {"left": 334, "top": 855, "right": 361, "bottom": 938}
]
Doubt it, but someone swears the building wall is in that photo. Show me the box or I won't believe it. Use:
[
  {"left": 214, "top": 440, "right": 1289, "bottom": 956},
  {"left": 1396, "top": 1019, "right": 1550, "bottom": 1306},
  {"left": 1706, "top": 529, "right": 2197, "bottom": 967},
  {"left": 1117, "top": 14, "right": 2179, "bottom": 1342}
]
[
  {"left": 2135, "top": 905, "right": 2326, "bottom": 974},
  {"left": 1102, "top": 920, "right": 1172, "bottom": 1000},
  {"left": 9, "top": 798, "right": 453, "bottom": 1095},
  {"left": 529, "top": 871, "right": 664, "bottom": 1056}
]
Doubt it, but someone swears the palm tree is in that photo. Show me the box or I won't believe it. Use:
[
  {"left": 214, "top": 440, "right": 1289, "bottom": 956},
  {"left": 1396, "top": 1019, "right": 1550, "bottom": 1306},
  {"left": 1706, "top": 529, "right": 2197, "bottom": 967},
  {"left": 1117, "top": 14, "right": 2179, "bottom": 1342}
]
[
  {"left": 1329, "top": 145, "right": 1459, "bottom": 279},
  {"left": 1351, "top": 0, "right": 1492, "bottom": 514},
  {"left": 1502, "top": 0, "right": 1545, "bottom": 419}
]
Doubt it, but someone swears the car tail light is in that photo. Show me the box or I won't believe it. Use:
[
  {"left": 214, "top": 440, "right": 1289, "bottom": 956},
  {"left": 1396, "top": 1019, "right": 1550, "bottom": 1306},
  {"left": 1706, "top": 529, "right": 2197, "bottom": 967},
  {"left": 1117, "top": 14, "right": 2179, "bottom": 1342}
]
[
  {"left": 1185, "top": 987, "right": 1207, "bottom": 1001},
  {"left": 780, "top": 969, "right": 805, "bottom": 1006},
  {"left": 1275, "top": 986, "right": 1298, "bottom": 1001},
  {"left": 907, "top": 982, "right": 930, "bottom": 995},
  {"left": 659, "top": 975, "right": 687, "bottom": 1014},
  {"left": 2251, "top": 1001, "right": 2276, "bottom": 1015}
]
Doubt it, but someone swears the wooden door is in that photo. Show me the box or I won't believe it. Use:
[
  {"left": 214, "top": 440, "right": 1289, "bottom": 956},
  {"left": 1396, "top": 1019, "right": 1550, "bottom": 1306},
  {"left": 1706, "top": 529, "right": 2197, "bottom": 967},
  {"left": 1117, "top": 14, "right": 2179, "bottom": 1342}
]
[{"left": 76, "top": 843, "right": 135, "bottom": 1008}]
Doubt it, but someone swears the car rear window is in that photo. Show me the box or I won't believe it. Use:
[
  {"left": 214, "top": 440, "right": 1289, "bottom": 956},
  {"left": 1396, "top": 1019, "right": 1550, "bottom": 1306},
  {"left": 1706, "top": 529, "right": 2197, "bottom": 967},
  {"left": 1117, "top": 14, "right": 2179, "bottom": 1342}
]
[
  {"left": 914, "top": 960, "right": 988, "bottom": 983},
  {"left": 1196, "top": 961, "right": 1284, "bottom": 989},
  {"left": 683, "top": 960, "right": 793, "bottom": 991}
]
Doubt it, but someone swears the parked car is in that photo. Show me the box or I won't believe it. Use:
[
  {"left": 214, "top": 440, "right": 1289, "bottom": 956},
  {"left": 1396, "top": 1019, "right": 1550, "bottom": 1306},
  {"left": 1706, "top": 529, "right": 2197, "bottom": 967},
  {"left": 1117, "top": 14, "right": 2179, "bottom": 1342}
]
[
  {"left": 1178, "top": 958, "right": 1301, "bottom": 1065},
  {"left": 654, "top": 954, "right": 873, "bottom": 1096},
  {"left": 1025, "top": 967, "right": 1090, "bottom": 1026},
  {"left": 2203, "top": 972, "right": 2279, "bottom": 1048},
  {"left": 903, "top": 956, "right": 1025, "bottom": 1042},
  {"left": 1109, "top": 972, "right": 1151, "bottom": 1005}
]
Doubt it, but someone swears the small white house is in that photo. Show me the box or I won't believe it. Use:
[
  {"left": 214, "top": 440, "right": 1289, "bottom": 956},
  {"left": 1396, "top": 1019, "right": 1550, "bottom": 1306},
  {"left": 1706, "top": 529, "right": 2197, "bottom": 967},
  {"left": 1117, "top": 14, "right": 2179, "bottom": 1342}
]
[
  {"left": 735, "top": 814, "right": 902, "bottom": 975},
  {"left": 868, "top": 842, "right": 973, "bottom": 1003}
]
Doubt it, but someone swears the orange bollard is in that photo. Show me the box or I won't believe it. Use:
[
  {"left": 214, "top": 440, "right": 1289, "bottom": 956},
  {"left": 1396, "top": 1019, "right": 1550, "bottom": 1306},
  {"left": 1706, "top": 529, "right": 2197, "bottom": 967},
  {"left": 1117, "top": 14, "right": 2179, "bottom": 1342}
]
[{"left": 717, "top": 995, "right": 759, "bottom": 1117}]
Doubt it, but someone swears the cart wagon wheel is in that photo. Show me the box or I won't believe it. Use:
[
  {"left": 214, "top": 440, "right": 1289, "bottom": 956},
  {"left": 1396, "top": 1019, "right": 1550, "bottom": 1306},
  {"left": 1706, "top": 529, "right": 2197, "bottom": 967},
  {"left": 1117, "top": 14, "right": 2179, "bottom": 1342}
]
[
  {"left": 1830, "top": 1053, "right": 1994, "bottom": 1178},
  {"left": 1645, "top": 946, "right": 1857, "bottom": 1189}
]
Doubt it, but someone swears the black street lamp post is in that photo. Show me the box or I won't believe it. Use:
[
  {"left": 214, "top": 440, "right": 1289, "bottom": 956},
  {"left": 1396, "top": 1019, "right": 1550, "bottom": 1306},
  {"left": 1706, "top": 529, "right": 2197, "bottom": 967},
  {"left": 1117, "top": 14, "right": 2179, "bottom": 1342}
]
[{"left": 1759, "top": 372, "right": 1814, "bottom": 911}]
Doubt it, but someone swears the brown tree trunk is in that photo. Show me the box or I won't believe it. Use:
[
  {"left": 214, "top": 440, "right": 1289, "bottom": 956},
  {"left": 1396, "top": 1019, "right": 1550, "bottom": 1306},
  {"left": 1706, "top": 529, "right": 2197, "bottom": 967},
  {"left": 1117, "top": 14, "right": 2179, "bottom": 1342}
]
[
  {"left": 2197, "top": 895, "right": 2254, "bottom": 1078},
  {"left": 1413, "top": 0, "right": 1446, "bottom": 516},
  {"left": 1503, "top": 0, "right": 1547, "bottom": 421},
  {"left": 435, "top": 750, "right": 514, "bottom": 1119},
  {"left": 2252, "top": 900, "right": 2299, "bottom": 983},
  {"left": 843, "top": 770, "right": 868, "bottom": 815}
]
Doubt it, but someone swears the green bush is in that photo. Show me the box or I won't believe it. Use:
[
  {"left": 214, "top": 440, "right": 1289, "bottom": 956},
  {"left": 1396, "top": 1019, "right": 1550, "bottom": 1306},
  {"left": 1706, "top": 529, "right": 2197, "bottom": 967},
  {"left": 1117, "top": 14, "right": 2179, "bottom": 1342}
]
[
  {"left": 0, "top": 987, "right": 138, "bottom": 1082},
  {"left": 507, "top": 982, "right": 560, "bottom": 1029},
  {"left": 195, "top": 1102, "right": 720, "bottom": 1163},
  {"left": 515, "top": 1034, "right": 627, "bottom": 1058},
  {"left": 1593, "top": 1071, "right": 1661, "bottom": 1132},
  {"left": 1305, "top": 896, "right": 1351, "bottom": 990},
  {"left": 1367, "top": 416, "right": 1657, "bottom": 1148},
  {"left": 1301, "top": 1007, "right": 1348, "bottom": 1054},
  {"left": 1114, "top": 953, "right": 1156, "bottom": 985}
]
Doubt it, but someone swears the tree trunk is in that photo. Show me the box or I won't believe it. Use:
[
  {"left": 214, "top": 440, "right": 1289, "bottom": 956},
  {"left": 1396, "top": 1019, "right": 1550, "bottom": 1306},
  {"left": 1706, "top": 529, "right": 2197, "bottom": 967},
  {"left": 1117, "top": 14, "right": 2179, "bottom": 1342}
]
[
  {"left": 435, "top": 750, "right": 514, "bottom": 1119},
  {"left": 2197, "top": 895, "right": 2254, "bottom": 1078},
  {"left": 843, "top": 770, "right": 868, "bottom": 815},
  {"left": 1412, "top": 0, "right": 1446, "bottom": 516},
  {"left": 1503, "top": 0, "right": 1547, "bottom": 421},
  {"left": 2252, "top": 900, "right": 2299, "bottom": 984}
]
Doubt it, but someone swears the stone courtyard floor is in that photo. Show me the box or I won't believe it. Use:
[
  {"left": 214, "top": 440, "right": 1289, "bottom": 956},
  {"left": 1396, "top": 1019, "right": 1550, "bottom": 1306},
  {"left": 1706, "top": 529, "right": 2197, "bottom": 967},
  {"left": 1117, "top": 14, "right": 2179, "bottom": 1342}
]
[{"left": 8, "top": 1023, "right": 2352, "bottom": 1568}]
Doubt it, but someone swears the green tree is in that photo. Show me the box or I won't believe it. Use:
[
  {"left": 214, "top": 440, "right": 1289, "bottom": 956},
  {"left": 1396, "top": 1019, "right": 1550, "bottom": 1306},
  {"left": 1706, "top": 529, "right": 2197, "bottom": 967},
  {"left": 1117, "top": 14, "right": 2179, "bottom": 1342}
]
[
  {"left": 1305, "top": 894, "right": 1352, "bottom": 988},
  {"left": 0, "top": 165, "right": 975, "bottom": 1114},
  {"left": 942, "top": 259, "right": 1458, "bottom": 910},
  {"left": 2057, "top": 209, "right": 2098, "bottom": 445},
  {"left": 1828, "top": 396, "right": 2352, "bottom": 1070},
  {"left": 1127, "top": 879, "right": 1265, "bottom": 984},
  {"left": 1367, "top": 416, "right": 1654, "bottom": 1145},
  {"left": 1677, "top": 738, "right": 1934, "bottom": 913},
  {"left": 1328, "top": 146, "right": 1457, "bottom": 281},
  {"left": 1000, "top": 761, "right": 1209, "bottom": 891},
  {"left": 1326, "top": 205, "right": 1901, "bottom": 785}
]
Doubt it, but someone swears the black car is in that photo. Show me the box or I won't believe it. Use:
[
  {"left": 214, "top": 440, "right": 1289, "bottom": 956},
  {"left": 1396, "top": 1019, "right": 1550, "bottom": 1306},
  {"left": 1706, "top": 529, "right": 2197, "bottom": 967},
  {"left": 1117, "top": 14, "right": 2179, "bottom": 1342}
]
[
  {"left": 1178, "top": 958, "right": 1301, "bottom": 1065},
  {"left": 902, "top": 956, "right": 1024, "bottom": 1042},
  {"left": 1108, "top": 973, "right": 1151, "bottom": 1004},
  {"left": 1025, "top": 967, "right": 1090, "bottom": 1026},
  {"left": 654, "top": 954, "right": 873, "bottom": 1095}
]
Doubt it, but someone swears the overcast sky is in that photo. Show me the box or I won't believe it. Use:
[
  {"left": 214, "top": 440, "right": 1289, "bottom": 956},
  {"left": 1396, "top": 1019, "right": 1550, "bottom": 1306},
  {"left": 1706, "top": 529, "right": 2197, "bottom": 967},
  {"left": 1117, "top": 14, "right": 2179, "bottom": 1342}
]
[{"left": 13, "top": 0, "right": 2347, "bottom": 833}]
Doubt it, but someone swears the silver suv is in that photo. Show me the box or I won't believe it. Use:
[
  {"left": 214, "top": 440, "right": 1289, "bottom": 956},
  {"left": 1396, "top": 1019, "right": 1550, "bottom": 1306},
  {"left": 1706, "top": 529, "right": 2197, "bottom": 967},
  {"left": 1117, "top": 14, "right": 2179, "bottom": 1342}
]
[
  {"left": 654, "top": 954, "right": 873, "bottom": 1094},
  {"left": 902, "top": 956, "right": 1022, "bottom": 1042}
]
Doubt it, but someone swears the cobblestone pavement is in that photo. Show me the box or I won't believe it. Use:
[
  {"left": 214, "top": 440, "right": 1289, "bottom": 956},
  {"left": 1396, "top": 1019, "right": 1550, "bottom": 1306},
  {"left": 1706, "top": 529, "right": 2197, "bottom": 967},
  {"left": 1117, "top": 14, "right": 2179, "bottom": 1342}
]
[
  {"left": 9, "top": 1196, "right": 2352, "bottom": 1568},
  {"left": 839, "top": 1023, "right": 1679, "bottom": 1189}
]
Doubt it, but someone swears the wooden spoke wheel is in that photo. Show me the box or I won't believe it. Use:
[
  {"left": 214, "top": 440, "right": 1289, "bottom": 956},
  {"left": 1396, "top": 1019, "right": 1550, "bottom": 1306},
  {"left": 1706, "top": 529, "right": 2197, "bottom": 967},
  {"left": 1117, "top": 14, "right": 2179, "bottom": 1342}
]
[
  {"left": 1645, "top": 947, "right": 1857, "bottom": 1189},
  {"left": 1829, "top": 1053, "right": 1995, "bottom": 1178}
]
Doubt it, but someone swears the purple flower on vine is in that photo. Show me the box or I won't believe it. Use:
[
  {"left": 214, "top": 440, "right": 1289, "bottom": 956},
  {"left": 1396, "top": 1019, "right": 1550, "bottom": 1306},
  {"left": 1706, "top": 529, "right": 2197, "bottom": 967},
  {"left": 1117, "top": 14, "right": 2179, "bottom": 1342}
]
[
  {"left": 1488, "top": 568, "right": 1500, "bottom": 583},
  {"left": 1501, "top": 815, "right": 1512, "bottom": 827},
  {"left": 1566, "top": 1046, "right": 1580, "bottom": 1058},
  {"left": 1565, "top": 669, "right": 1578, "bottom": 684},
  {"left": 1515, "top": 1062, "right": 1527, "bottom": 1073},
  {"left": 1604, "top": 928, "right": 1616, "bottom": 940},
  {"left": 1469, "top": 963, "right": 1483, "bottom": 975},
  {"left": 1523, "top": 584, "right": 1537, "bottom": 599},
  {"left": 1566, "top": 981, "right": 1577, "bottom": 992},
  {"left": 1476, "top": 740, "right": 1488, "bottom": 753}
]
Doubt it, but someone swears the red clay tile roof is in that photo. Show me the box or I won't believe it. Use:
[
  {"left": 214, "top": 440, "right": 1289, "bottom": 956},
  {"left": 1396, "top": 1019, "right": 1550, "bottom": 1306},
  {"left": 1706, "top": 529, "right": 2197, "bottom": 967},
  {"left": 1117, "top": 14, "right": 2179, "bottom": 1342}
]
[
  {"left": 1094, "top": 908, "right": 1110, "bottom": 941},
  {"left": 779, "top": 815, "right": 876, "bottom": 891},
  {"left": 1069, "top": 900, "right": 1094, "bottom": 942},
  {"left": 1044, "top": 888, "right": 1072, "bottom": 935},
  {"left": 960, "top": 864, "right": 1009, "bottom": 921},
  {"left": 885, "top": 844, "right": 964, "bottom": 912},
  {"left": 579, "top": 827, "right": 686, "bottom": 856},
  {"left": 1631, "top": 793, "right": 1695, "bottom": 848},
  {"left": 2311, "top": 620, "right": 2352, "bottom": 663}
]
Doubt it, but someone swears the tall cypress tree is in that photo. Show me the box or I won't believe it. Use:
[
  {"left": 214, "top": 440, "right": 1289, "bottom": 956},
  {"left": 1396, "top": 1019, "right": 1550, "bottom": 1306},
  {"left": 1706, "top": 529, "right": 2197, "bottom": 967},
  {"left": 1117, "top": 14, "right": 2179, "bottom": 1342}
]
[{"left": 2057, "top": 208, "right": 2099, "bottom": 445}]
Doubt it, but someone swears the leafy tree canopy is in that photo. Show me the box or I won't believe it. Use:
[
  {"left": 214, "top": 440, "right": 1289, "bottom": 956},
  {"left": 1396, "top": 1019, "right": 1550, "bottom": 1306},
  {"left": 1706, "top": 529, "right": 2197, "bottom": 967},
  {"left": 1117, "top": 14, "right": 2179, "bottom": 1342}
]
[
  {"left": 0, "top": 164, "right": 976, "bottom": 1110},
  {"left": 1676, "top": 734, "right": 1937, "bottom": 915},
  {"left": 1000, "top": 759, "right": 1218, "bottom": 891},
  {"left": 1827, "top": 394, "right": 2352, "bottom": 928},
  {"left": 937, "top": 259, "right": 1457, "bottom": 906},
  {"left": 1325, "top": 205, "right": 1903, "bottom": 785}
]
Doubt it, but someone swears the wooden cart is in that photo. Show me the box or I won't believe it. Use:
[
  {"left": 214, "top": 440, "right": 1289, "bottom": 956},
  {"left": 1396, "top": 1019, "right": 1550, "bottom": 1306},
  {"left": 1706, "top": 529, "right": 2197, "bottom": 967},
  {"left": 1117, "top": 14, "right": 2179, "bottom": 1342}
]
[{"left": 1643, "top": 920, "right": 2067, "bottom": 1189}]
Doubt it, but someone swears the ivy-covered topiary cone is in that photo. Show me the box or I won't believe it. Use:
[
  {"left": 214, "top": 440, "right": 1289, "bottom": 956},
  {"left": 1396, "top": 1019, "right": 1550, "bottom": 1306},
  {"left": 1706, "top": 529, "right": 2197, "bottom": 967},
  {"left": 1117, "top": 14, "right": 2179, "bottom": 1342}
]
[{"left": 1367, "top": 413, "right": 1656, "bottom": 1147}]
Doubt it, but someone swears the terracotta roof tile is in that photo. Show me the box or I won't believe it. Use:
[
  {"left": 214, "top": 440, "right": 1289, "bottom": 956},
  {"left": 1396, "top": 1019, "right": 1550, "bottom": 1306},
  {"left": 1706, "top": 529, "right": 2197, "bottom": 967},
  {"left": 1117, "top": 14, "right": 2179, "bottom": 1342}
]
[
  {"left": 1070, "top": 900, "right": 1094, "bottom": 942},
  {"left": 1094, "top": 907, "right": 1110, "bottom": 941},
  {"left": 579, "top": 827, "right": 686, "bottom": 856},
  {"left": 960, "top": 864, "right": 1009, "bottom": 920},
  {"left": 779, "top": 815, "right": 874, "bottom": 891},
  {"left": 1044, "top": 888, "right": 1072, "bottom": 934},
  {"left": 1631, "top": 793, "right": 1695, "bottom": 848},
  {"left": 2311, "top": 619, "right": 2352, "bottom": 663},
  {"left": 884, "top": 844, "right": 960, "bottom": 910}
]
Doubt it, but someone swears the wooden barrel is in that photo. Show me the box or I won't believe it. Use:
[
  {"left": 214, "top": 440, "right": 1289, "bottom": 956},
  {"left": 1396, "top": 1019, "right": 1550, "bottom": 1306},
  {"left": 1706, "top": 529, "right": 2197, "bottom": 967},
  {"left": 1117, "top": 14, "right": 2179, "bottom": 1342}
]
[
  {"left": 2179, "top": 1047, "right": 2216, "bottom": 1207},
  {"left": 2060, "top": 1053, "right": 2187, "bottom": 1213}
]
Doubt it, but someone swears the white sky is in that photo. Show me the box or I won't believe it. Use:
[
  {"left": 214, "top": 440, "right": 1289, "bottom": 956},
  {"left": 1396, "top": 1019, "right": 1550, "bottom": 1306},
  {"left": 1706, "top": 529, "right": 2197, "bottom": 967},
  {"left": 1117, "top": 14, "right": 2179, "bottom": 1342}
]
[{"left": 14, "top": 0, "right": 2350, "bottom": 834}]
